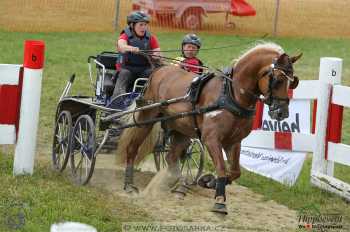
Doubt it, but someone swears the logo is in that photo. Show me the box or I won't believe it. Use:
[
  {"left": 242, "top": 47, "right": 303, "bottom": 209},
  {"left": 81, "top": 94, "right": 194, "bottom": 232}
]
[
  {"left": 262, "top": 113, "right": 300, "bottom": 132},
  {"left": 298, "top": 213, "right": 343, "bottom": 231}
]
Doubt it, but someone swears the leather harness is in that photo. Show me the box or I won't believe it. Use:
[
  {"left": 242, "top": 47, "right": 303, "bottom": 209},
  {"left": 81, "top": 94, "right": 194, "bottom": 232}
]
[{"left": 188, "top": 70, "right": 256, "bottom": 138}]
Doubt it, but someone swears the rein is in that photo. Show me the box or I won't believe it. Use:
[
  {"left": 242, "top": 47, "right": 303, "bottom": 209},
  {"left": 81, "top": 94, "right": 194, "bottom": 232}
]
[
  {"left": 138, "top": 52, "right": 211, "bottom": 70},
  {"left": 136, "top": 51, "right": 292, "bottom": 120},
  {"left": 140, "top": 33, "right": 269, "bottom": 53},
  {"left": 138, "top": 51, "right": 237, "bottom": 81},
  {"left": 139, "top": 52, "right": 261, "bottom": 118}
]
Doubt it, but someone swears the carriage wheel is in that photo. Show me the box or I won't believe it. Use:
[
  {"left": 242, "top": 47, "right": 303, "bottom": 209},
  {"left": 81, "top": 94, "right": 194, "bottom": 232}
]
[
  {"left": 180, "top": 139, "right": 205, "bottom": 185},
  {"left": 52, "top": 110, "right": 72, "bottom": 172},
  {"left": 70, "top": 114, "right": 96, "bottom": 185}
]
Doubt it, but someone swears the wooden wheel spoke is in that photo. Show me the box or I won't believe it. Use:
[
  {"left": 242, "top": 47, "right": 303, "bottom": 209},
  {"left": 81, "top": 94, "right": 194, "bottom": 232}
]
[{"left": 74, "top": 133, "right": 84, "bottom": 147}]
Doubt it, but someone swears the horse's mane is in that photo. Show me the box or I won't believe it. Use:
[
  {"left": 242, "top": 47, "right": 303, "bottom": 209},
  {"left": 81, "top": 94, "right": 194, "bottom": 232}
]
[{"left": 232, "top": 42, "right": 284, "bottom": 67}]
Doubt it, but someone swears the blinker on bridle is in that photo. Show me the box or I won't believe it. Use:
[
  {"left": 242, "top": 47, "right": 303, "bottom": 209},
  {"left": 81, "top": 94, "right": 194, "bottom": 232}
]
[{"left": 261, "top": 58, "right": 294, "bottom": 106}]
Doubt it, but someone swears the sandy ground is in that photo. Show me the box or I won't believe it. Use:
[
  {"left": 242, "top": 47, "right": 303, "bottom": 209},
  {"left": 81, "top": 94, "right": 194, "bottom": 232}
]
[
  {"left": 1, "top": 146, "right": 299, "bottom": 231},
  {"left": 89, "top": 154, "right": 298, "bottom": 232}
]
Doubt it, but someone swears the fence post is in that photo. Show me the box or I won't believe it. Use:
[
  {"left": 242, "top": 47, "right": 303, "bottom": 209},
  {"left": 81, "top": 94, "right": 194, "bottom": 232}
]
[
  {"left": 13, "top": 40, "right": 45, "bottom": 175},
  {"left": 311, "top": 57, "right": 342, "bottom": 177}
]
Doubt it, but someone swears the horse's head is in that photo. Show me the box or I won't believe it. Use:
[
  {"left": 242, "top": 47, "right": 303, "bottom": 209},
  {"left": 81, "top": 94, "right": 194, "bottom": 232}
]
[{"left": 258, "top": 52, "right": 302, "bottom": 121}]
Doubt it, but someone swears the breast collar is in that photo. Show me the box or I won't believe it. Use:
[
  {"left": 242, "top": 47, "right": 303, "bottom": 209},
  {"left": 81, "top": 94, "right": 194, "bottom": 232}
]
[{"left": 216, "top": 76, "right": 256, "bottom": 118}]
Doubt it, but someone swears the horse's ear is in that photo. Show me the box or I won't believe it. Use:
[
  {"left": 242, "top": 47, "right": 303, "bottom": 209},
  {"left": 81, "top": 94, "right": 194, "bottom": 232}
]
[{"left": 290, "top": 53, "right": 303, "bottom": 63}]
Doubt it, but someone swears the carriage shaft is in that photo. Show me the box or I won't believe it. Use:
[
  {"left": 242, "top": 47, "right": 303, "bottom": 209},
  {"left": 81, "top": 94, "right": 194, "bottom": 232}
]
[
  {"left": 101, "top": 95, "right": 188, "bottom": 122},
  {"left": 111, "top": 104, "right": 219, "bottom": 130}
]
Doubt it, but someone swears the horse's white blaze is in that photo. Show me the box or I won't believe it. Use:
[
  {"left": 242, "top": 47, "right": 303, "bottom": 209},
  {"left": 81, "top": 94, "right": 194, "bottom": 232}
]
[{"left": 205, "top": 110, "right": 223, "bottom": 118}]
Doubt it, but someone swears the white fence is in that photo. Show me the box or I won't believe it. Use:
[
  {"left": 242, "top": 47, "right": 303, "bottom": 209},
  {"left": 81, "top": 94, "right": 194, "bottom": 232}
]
[{"left": 242, "top": 57, "right": 350, "bottom": 200}]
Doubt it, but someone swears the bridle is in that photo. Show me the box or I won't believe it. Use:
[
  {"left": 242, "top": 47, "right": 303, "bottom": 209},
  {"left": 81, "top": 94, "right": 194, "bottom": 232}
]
[{"left": 260, "top": 58, "right": 295, "bottom": 106}]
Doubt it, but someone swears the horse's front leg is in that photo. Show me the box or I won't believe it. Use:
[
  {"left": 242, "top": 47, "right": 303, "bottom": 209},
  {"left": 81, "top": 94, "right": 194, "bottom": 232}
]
[
  {"left": 225, "top": 143, "right": 241, "bottom": 183},
  {"left": 202, "top": 130, "right": 228, "bottom": 215}
]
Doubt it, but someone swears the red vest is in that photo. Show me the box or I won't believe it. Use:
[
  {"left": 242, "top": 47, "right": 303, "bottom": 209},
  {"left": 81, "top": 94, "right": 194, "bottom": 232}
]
[{"left": 182, "top": 57, "right": 203, "bottom": 74}]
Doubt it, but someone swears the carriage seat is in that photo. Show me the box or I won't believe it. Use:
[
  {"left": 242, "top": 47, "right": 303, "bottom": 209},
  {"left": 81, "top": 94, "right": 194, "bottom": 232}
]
[
  {"left": 95, "top": 52, "right": 121, "bottom": 97},
  {"left": 96, "top": 52, "right": 120, "bottom": 70}
]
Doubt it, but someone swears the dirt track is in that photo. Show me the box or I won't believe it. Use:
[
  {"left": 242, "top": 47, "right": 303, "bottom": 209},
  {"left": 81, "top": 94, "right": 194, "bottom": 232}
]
[{"left": 90, "top": 154, "right": 298, "bottom": 232}]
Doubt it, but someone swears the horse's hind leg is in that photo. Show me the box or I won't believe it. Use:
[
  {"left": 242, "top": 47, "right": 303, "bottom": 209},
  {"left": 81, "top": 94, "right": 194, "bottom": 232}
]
[
  {"left": 123, "top": 125, "right": 153, "bottom": 193},
  {"left": 164, "top": 131, "right": 191, "bottom": 193},
  {"left": 122, "top": 111, "right": 160, "bottom": 194}
]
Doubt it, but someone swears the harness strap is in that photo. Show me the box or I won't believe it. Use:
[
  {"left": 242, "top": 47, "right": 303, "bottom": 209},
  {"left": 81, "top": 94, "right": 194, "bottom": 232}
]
[
  {"left": 123, "top": 73, "right": 256, "bottom": 133},
  {"left": 192, "top": 102, "right": 202, "bottom": 139},
  {"left": 217, "top": 78, "right": 256, "bottom": 118},
  {"left": 189, "top": 72, "right": 216, "bottom": 139}
]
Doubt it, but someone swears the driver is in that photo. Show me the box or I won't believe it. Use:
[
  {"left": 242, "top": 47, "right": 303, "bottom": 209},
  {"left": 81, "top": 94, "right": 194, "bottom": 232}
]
[{"left": 113, "top": 11, "right": 160, "bottom": 98}]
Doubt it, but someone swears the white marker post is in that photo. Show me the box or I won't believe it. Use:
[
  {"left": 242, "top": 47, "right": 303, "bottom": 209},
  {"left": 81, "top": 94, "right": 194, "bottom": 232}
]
[
  {"left": 312, "top": 57, "right": 342, "bottom": 177},
  {"left": 13, "top": 40, "right": 45, "bottom": 175}
]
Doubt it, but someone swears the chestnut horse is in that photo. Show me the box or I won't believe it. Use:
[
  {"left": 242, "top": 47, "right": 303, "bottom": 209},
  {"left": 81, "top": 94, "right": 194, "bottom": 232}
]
[{"left": 116, "top": 42, "right": 302, "bottom": 214}]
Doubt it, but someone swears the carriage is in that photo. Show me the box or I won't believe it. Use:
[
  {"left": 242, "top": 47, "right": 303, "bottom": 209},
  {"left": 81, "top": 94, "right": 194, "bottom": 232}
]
[{"left": 51, "top": 51, "right": 205, "bottom": 185}]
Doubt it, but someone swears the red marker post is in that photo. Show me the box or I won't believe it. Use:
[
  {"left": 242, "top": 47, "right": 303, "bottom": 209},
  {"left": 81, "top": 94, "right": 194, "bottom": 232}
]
[{"left": 13, "top": 40, "right": 45, "bottom": 175}]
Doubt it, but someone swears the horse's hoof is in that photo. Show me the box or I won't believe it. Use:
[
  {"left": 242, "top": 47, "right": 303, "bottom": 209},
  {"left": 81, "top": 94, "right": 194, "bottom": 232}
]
[
  {"left": 174, "top": 192, "right": 186, "bottom": 200},
  {"left": 171, "top": 184, "right": 190, "bottom": 199},
  {"left": 211, "top": 203, "right": 228, "bottom": 215},
  {"left": 197, "top": 174, "right": 216, "bottom": 189},
  {"left": 124, "top": 184, "right": 139, "bottom": 194}
]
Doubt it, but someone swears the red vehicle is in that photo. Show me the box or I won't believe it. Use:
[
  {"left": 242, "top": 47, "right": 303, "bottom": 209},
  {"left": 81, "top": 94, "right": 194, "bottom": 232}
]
[{"left": 132, "top": 0, "right": 256, "bottom": 29}]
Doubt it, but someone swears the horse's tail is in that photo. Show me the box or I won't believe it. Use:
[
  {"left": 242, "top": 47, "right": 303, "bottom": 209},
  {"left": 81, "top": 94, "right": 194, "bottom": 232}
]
[
  {"left": 135, "top": 121, "right": 161, "bottom": 164},
  {"left": 115, "top": 109, "right": 161, "bottom": 166}
]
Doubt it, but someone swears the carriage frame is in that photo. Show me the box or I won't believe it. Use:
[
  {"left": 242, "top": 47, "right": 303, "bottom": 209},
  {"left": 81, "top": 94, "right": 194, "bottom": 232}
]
[{"left": 51, "top": 51, "right": 205, "bottom": 185}]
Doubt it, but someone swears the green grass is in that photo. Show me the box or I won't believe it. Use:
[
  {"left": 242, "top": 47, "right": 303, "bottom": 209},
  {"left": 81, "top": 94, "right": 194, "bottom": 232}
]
[
  {"left": 0, "top": 153, "right": 151, "bottom": 232},
  {"left": 237, "top": 157, "right": 350, "bottom": 216},
  {"left": 1, "top": 31, "right": 350, "bottom": 227},
  {"left": 204, "top": 154, "right": 350, "bottom": 223}
]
